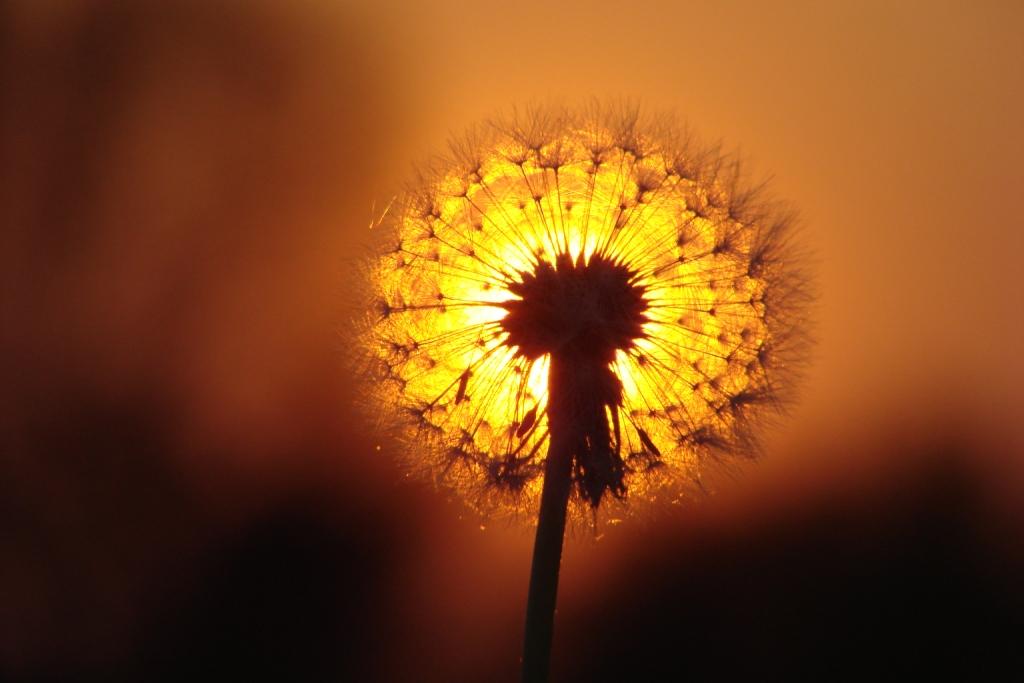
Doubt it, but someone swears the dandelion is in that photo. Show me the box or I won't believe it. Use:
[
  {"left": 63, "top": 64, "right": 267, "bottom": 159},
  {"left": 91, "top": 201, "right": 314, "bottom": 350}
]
[{"left": 359, "top": 103, "right": 810, "bottom": 682}]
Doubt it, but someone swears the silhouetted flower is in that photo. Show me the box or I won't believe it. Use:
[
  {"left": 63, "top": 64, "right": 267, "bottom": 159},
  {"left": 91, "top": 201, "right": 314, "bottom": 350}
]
[{"left": 361, "top": 104, "right": 810, "bottom": 517}]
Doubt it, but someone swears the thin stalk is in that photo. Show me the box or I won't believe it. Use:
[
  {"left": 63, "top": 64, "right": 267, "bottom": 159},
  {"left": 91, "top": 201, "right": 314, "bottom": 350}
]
[
  {"left": 521, "top": 354, "right": 578, "bottom": 683},
  {"left": 521, "top": 425, "right": 573, "bottom": 682}
]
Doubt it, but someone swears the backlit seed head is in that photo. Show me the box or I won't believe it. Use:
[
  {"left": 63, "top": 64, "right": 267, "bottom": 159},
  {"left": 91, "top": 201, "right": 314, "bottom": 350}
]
[{"left": 357, "top": 104, "right": 811, "bottom": 518}]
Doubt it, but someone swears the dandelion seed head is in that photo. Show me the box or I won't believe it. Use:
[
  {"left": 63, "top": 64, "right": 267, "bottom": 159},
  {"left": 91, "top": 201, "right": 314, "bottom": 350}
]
[{"left": 360, "top": 104, "right": 810, "bottom": 518}]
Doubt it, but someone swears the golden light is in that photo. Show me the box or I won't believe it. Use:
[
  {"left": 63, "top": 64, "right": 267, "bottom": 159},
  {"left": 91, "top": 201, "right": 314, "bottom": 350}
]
[{"left": 363, "top": 105, "right": 806, "bottom": 516}]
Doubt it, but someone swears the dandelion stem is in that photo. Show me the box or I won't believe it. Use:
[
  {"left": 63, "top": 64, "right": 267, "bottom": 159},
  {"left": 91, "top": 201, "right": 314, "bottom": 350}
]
[
  {"left": 522, "top": 353, "right": 591, "bottom": 682},
  {"left": 521, "top": 414, "right": 573, "bottom": 683}
]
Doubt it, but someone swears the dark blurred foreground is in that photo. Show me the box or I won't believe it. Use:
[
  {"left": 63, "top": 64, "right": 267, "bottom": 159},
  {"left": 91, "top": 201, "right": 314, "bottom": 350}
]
[
  {"left": 2, "top": 2, "right": 1022, "bottom": 682},
  {"left": 3, "top": 403, "right": 1022, "bottom": 682},
  {"left": 558, "top": 429, "right": 1024, "bottom": 681}
]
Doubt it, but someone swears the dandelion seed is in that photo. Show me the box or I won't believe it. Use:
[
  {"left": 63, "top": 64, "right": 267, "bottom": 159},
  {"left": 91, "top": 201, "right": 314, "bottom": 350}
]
[{"left": 357, "top": 103, "right": 811, "bottom": 682}]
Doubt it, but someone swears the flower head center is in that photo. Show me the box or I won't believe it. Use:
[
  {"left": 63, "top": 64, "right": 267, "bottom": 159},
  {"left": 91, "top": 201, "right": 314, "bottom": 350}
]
[{"left": 500, "top": 252, "right": 649, "bottom": 363}]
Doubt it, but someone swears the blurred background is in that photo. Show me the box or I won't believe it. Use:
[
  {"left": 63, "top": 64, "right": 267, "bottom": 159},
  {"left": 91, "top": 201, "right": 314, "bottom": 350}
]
[{"left": 2, "top": 1, "right": 1022, "bottom": 680}]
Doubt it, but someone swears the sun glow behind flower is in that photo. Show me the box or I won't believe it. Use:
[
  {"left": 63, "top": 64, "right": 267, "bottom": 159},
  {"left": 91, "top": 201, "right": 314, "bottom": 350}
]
[{"left": 365, "top": 107, "right": 805, "bottom": 515}]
